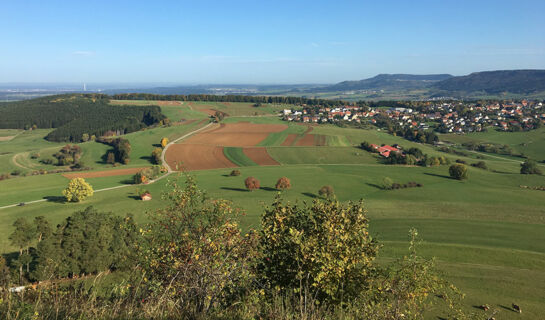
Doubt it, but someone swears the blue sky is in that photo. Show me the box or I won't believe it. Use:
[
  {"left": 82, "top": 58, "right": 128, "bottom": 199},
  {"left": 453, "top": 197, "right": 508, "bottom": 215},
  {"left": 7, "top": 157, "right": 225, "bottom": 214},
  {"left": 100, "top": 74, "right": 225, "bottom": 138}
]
[{"left": 1, "top": 0, "right": 544, "bottom": 84}]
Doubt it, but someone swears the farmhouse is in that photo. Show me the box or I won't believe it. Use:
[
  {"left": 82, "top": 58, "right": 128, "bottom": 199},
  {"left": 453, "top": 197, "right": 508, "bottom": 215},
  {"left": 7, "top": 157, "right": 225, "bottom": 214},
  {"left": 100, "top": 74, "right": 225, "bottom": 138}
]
[
  {"left": 141, "top": 192, "right": 152, "bottom": 201},
  {"left": 370, "top": 144, "right": 400, "bottom": 158}
]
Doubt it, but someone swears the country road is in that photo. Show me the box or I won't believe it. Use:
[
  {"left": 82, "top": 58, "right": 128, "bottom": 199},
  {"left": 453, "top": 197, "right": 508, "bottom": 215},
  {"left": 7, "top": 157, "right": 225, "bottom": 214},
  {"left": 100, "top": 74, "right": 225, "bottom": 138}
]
[{"left": 0, "top": 121, "right": 214, "bottom": 211}]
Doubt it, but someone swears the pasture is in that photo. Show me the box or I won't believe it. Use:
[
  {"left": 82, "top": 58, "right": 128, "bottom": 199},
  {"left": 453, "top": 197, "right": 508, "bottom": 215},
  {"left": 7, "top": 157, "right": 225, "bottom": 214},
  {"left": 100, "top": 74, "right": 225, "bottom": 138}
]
[{"left": 1, "top": 102, "right": 544, "bottom": 318}]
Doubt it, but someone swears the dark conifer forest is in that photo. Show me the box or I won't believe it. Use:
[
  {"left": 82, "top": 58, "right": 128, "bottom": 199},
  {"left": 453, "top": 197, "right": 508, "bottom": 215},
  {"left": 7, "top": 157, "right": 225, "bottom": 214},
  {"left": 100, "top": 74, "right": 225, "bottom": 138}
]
[{"left": 0, "top": 95, "right": 165, "bottom": 142}]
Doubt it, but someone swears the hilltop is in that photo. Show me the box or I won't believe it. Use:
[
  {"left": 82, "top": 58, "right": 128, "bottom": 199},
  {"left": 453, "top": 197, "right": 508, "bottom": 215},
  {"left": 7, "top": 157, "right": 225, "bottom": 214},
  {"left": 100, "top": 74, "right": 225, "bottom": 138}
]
[
  {"left": 315, "top": 74, "right": 453, "bottom": 92},
  {"left": 431, "top": 69, "right": 545, "bottom": 95}
]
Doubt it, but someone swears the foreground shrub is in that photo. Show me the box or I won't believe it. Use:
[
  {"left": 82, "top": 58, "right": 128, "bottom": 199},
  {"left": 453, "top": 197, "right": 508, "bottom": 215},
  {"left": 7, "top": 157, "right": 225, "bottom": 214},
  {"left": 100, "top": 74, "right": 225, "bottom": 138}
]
[
  {"left": 449, "top": 164, "right": 468, "bottom": 180},
  {"left": 260, "top": 196, "right": 379, "bottom": 303},
  {"left": 230, "top": 169, "right": 241, "bottom": 176},
  {"left": 245, "top": 176, "right": 260, "bottom": 191},
  {"left": 275, "top": 177, "right": 291, "bottom": 190},
  {"left": 139, "top": 175, "right": 258, "bottom": 316}
]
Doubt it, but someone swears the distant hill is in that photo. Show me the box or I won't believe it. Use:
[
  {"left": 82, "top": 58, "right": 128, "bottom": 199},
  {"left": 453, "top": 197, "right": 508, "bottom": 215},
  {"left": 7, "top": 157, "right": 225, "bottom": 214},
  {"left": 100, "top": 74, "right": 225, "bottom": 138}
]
[
  {"left": 431, "top": 70, "right": 545, "bottom": 94},
  {"left": 316, "top": 74, "right": 453, "bottom": 92}
]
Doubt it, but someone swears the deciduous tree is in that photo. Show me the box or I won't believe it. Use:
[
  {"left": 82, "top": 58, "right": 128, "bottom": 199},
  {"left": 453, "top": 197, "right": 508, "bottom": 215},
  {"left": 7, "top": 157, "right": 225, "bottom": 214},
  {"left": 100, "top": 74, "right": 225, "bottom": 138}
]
[
  {"left": 62, "top": 178, "right": 94, "bottom": 202},
  {"left": 245, "top": 176, "right": 260, "bottom": 191}
]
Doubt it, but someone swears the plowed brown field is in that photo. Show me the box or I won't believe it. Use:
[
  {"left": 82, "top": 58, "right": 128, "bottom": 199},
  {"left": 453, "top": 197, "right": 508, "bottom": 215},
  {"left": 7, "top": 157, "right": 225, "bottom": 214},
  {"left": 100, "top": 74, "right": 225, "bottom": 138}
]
[
  {"left": 182, "top": 123, "right": 288, "bottom": 147},
  {"left": 281, "top": 134, "right": 298, "bottom": 146},
  {"left": 165, "top": 123, "right": 288, "bottom": 171},
  {"left": 243, "top": 147, "right": 280, "bottom": 166},
  {"left": 62, "top": 167, "right": 148, "bottom": 179},
  {"left": 295, "top": 134, "right": 326, "bottom": 146},
  {"left": 165, "top": 144, "right": 236, "bottom": 171}
]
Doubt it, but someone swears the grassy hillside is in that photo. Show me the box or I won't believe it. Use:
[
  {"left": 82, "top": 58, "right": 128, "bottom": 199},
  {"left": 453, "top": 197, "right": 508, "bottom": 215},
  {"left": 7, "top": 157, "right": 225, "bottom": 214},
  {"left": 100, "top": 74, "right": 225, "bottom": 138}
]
[{"left": 1, "top": 101, "right": 544, "bottom": 318}]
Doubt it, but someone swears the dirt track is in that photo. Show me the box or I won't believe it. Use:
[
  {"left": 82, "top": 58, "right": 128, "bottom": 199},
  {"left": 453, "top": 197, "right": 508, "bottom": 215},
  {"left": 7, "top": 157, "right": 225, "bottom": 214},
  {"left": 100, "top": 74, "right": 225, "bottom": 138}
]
[
  {"left": 62, "top": 167, "right": 148, "bottom": 179},
  {"left": 243, "top": 147, "right": 280, "bottom": 166}
]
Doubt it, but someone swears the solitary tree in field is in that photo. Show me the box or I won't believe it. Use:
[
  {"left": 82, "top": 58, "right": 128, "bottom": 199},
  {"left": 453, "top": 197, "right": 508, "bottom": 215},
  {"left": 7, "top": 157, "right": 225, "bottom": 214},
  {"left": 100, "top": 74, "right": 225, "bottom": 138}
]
[
  {"left": 230, "top": 169, "right": 241, "bottom": 176},
  {"left": 245, "top": 177, "right": 260, "bottom": 191},
  {"left": 161, "top": 137, "right": 169, "bottom": 148},
  {"left": 62, "top": 178, "right": 94, "bottom": 202},
  {"left": 275, "top": 177, "right": 291, "bottom": 191},
  {"left": 318, "top": 185, "right": 335, "bottom": 198},
  {"left": 520, "top": 159, "right": 542, "bottom": 175},
  {"left": 449, "top": 164, "right": 468, "bottom": 180},
  {"left": 152, "top": 147, "right": 163, "bottom": 165},
  {"left": 382, "top": 177, "right": 393, "bottom": 190}
]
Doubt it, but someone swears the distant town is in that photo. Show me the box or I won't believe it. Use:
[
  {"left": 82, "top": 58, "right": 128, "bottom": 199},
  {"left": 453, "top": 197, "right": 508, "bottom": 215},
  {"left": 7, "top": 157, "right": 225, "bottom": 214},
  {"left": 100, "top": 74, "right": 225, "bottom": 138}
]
[{"left": 281, "top": 99, "right": 544, "bottom": 134}]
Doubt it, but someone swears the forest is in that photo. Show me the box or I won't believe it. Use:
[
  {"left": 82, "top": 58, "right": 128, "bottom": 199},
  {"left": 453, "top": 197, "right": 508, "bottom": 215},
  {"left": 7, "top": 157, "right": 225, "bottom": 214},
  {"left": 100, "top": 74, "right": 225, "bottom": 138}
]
[{"left": 0, "top": 95, "right": 165, "bottom": 142}]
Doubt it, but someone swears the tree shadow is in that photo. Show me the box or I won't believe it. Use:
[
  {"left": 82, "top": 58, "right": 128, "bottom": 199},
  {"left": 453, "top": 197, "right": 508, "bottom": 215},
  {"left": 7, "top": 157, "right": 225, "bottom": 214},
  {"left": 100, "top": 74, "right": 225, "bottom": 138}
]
[
  {"left": 366, "top": 182, "right": 384, "bottom": 190},
  {"left": 120, "top": 179, "right": 135, "bottom": 185},
  {"left": 260, "top": 186, "right": 278, "bottom": 192},
  {"left": 128, "top": 195, "right": 141, "bottom": 200},
  {"left": 43, "top": 196, "right": 65, "bottom": 203},
  {"left": 302, "top": 192, "right": 319, "bottom": 199},
  {"left": 423, "top": 172, "right": 452, "bottom": 180},
  {"left": 220, "top": 187, "right": 249, "bottom": 192},
  {"left": 499, "top": 305, "right": 517, "bottom": 313},
  {"left": 152, "top": 143, "right": 162, "bottom": 148},
  {"left": 140, "top": 155, "right": 153, "bottom": 162}
]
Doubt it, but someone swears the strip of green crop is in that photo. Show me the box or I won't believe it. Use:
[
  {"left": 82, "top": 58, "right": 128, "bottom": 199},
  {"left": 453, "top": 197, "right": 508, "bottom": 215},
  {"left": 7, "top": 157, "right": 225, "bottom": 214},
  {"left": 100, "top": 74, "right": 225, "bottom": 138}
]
[{"left": 223, "top": 147, "right": 258, "bottom": 166}]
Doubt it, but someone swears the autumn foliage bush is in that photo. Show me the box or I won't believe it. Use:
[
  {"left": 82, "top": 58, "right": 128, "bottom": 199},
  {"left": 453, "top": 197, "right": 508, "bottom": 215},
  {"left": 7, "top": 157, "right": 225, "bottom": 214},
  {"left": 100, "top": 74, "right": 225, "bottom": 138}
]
[
  {"left": 275, "top": 177, "right": 291, "bottom": 190},
  {"left": 244, "top": 176, "right": 260, "bottom": 191}
]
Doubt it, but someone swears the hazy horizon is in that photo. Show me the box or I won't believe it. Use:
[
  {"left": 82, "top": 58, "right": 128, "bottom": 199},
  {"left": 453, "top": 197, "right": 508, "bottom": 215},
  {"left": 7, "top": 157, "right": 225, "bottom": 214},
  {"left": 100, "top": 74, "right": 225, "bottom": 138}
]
[{"left": 1, "top": 0, "right": 544, "bottom": 84}]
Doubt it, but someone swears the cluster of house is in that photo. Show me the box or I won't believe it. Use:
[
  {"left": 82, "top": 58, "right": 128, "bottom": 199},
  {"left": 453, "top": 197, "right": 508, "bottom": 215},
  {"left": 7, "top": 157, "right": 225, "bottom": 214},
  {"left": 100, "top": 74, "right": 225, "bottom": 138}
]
[{"left": 281, "top": 100, "right": 544, "bottom": 134}]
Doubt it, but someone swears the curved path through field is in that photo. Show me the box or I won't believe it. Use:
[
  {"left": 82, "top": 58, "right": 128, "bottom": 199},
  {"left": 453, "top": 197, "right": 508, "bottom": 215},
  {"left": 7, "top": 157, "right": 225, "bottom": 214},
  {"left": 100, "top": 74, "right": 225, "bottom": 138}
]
[{"left": 0, "top": 121, "right": 214, "bottom": 211}]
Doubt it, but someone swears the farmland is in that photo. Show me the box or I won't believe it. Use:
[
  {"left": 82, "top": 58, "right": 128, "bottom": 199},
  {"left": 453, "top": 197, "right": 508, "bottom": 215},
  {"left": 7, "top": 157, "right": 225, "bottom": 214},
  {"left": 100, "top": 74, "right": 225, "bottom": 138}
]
[{"left": 1, "top": 100, "right": 544, "bottom": 318}]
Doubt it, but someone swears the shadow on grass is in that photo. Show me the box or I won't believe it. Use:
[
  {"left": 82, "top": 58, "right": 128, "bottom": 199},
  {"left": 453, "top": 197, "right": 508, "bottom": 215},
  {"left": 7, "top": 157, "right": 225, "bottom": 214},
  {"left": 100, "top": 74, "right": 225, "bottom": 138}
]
[
  {"left": 302, "top": 192, "right": 319, "bottom": 199},
  {"left": 128, "top": 195, "right": 141, "bottom": 200},
  {"left": 140, "top": 156, "right": 153, "bottom": 163},
  {"left": 365, "top": 183, "right": 384, "bottom": 190},
  {"left": 43, "top": 196, "right": 65, "bottom": 203},
  {"left": 260, "top": 187, "right": 278, "bottom": 192},
  {"left": 220, "top": 187, "right": 249, "bottom": 192},
  {"left": 499, "top": 305, "right": 517, "bottom": 313},
  {"left": 120, "top": 179, "right": 135, "bottom": 185},
  {"left": 152, "top": 143, "right": 162, "bottom": 148},
  {"left": 423, "top": 172, "right": 452, "bottom": 180}
]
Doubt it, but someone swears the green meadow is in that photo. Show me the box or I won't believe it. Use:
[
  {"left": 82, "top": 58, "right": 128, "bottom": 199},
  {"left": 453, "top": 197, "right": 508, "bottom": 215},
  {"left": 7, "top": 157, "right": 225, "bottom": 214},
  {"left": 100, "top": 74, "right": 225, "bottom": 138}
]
[{"left": 1, "top": 104, "right": 544, "bottom": 318}]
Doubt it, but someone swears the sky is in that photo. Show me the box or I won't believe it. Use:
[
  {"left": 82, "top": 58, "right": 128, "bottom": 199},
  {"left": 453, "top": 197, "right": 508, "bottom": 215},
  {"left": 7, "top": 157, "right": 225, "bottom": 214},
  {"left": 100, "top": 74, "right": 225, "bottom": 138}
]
[{"left": 1, "top": 0, "right": 544, "bottom": 84}]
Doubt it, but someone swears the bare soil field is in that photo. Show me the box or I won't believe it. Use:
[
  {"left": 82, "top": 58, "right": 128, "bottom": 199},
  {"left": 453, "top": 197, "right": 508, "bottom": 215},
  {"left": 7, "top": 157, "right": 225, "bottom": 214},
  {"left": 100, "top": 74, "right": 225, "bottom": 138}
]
[
  {"left": 62, "top": 167, "right": 148, "bottom": 179},
  {"left": 281, "top": 134, "right": 298, "bottom": 146},
  {"left": 243, "top": 147, "right": 280, "bottom": 166},
  {"left": 165, "top": 144, "right": 236, "bottom": 171},
  {"left": 294, "top": 134, "right": 327, "bottom": 146},
  {"left": 0, "top": 136, "right": 15, "bottom": 142},
  {"left": 182, "top": 123, "right": 288, "bottom": 147}
]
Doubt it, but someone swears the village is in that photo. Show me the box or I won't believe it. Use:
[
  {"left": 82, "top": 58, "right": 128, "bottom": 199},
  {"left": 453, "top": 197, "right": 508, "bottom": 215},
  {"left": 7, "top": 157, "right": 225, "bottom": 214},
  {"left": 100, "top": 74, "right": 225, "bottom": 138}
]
[{"left": 281, "top": 100, "right": 545, "bottom": 134}]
